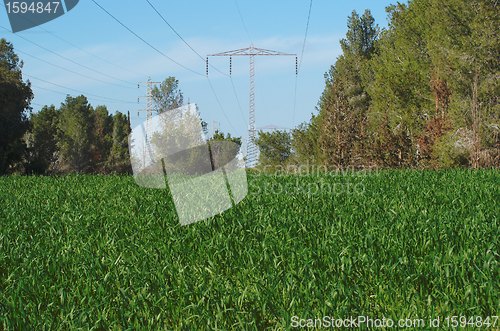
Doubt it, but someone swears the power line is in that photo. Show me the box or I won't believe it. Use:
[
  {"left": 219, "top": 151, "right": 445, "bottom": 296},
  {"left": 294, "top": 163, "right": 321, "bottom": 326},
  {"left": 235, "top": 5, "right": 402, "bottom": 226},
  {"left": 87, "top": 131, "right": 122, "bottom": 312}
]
[
  {"left": 32, "top": 84, "right": 80, "bottom": 97},
  {"left": 143, "top": 0, "right": 244, "bottom": 130},
  {"left": 144, "top": 0, "right": 229, "bottom": 78},
  {"left": 292, "top": 76, "right": 300, "bottom": 129},
  {"left": 27, "top": 74, "right": 137, "bottom": 104},
  {"left": 206, "top": 77, "right": 238, "bottom": 134},
  {"left": 30, "top": 102, "right": 45, "bottom": 108},
  {"left": 2, "top": 27, "right": 138, "bottom": 107},
  {"left": 229, "top": 77, "right": 247, "bottom": 126},
  {"left": 292, "top": 0, "right": 313, "bottom": 128},
  {"left": 230, "top": 0, "right": 254, "bottom": 129},
  {"left": 299, "top": 0, "right": 313, "bottom": 72},
  {"left": 144, "top": 0, "right": 202, "bottom": 61},
  {"left": 234, "top": 0, "right": 253, "bottom": 45},
  {"left": 0, "top": 26, "right": 136, "bottom": 90},
  {"left": 4, "top": 13, "right": 142, "bottom": 81},
  {"left": 16, "top": 48, "right": 135, "bottom": 89},
  {"left": 207, "top": 75, "right": 243, "bottom": 134},
  {"left": 32, "top": 83, "right": 135, "bottom": 105},
  {"left": 36, "top": 25, "right": 144, "bottom": 80},
  {"left": 91, "top": 0, "right": 204, "bottom": 77}
]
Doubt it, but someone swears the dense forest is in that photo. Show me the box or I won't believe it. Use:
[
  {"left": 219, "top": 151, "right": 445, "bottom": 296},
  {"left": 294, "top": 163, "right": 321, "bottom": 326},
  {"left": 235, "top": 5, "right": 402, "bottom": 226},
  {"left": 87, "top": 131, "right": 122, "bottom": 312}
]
[
  {"left": 0, "top": 0, "right": 498, "bottom": 175},
  {"left": 257, "top": 0, "right": 499, "bottom": 170}
]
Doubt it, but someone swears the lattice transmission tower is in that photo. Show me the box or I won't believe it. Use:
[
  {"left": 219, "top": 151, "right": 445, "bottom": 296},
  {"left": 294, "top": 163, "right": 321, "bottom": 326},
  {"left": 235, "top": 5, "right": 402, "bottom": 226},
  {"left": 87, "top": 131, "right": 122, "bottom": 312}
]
[
  {"left": 137, "top": 78, "right": 161, "bottom": 168},
  {"left": 207, "top": 46, "right": 297, "bottom": 168}
]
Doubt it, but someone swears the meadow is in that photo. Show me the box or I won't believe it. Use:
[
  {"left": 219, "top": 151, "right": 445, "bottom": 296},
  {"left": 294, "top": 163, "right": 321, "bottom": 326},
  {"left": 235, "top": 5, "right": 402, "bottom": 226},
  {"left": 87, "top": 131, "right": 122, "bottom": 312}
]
[{"left": 0, "top": 170, "right": 498, "bottom": 329}]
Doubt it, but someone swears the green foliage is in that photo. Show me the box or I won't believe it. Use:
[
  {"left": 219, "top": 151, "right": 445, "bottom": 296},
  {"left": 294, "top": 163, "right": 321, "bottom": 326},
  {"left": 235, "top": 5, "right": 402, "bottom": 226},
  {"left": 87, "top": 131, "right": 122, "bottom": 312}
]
[
  {"left": 432, "top": 131, "right": 470, "bottom": 168},
  {"left": 296, "top": 0, "right": 499, "bottom": 170},
  {"left": 255, "top": 130, "right": 292, "bottom": 169},
  {"left": 208, "top": 130, "right": 243, "bottom": 170},
  {"left": 369, "top": 3, "right": 436, "bottom": 166},
  {"left": 368, "top": 0, "right": 499, "bottom": 168},
  {"left": 210, "top": 129, "right": 241, "bottom": 147},
  {"left": 151, "top": 76, "right": 184, "bottom": 113},
  {"left": 56, "top": 95, "right": 94, "bottom": 173},
  {"left": 340, "top": 10, "right": 379, "bottom": 57},
  {"left": 24, "top": 98, "right": 130, "bottom": 174},
  {"left": 290, "top": 116, "right": 321, "bottom": 166},
  {"left": 0, "top": 39, "right": 33, "bottom": 174},
  {"left": 26, "top": 105, "right": 59, "bottom": 174},
  {"left": 0, "top": 170, "right": 498, "bottom": 328},
  {"left": 91, "top": 106, "right": 113, "bottom": 173},
  {"left": 107, "top": 112, "right": 131, "bottom": 173},
  {"left": 318, "top": 10, "right": 378, "bottom": 168}
]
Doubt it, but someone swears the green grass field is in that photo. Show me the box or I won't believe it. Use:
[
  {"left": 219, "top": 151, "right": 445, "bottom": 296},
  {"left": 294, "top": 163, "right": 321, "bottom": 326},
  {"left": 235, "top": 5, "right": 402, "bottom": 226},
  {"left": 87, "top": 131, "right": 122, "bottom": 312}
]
[{"left": 0, "top": 170, "right": 498, "bottom": 329}]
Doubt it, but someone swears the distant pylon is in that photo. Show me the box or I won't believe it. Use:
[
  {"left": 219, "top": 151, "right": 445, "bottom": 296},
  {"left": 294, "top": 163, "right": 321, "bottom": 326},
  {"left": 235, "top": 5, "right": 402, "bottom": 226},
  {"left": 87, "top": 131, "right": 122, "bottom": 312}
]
[
  {"left": 207, "top": 46, "right": 297, "bottom": 168},
  {"left": 138, "top": 78, "right": 161, "bottom": 167}
]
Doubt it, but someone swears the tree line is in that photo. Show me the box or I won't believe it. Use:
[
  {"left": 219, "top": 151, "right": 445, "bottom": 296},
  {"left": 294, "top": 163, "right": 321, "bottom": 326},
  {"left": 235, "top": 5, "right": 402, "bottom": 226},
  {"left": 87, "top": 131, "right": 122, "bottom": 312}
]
[
  {"left": 0, "top": 36, "right": 142, "bottom": 175},
  {"left": 0, "top": 40, "right": 239, "bottom": 175},
  {"left": 26, "top": 98, "right": 131, "bottom": 174},
  {"left": 1, "top": 0, "right": 498, "bottom": 175},
  {"left": 0, "top": 36, "right": 135, "bottom": 175},
  {"left": 257, "top": 0, "right": 498, "bottom": 170}
]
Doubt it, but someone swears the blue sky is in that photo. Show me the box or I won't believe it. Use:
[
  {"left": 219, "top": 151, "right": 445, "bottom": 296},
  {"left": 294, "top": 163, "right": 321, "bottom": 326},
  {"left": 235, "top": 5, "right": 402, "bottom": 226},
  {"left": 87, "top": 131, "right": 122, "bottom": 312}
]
[{"left": 1, "top": 0, "right": 395, "bottom": 138}]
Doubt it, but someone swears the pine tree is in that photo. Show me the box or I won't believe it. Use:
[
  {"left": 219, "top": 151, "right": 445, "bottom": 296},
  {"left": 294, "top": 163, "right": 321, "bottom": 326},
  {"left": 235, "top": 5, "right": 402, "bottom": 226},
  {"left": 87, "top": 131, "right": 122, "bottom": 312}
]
[
  {"left": 0, "top": 39, "right": 33, "bottom": 174},
  {"left": 56, "top": 95, "right": 94, "bottom": 173},
  {"left": 91, "top": 105, "right": 113, "bottom": 173},
  {"left": 26, "top": 105, "right": 59, "bottom": 174},
  {"left": 318, "top": 10, "right": 379, "bottom": 168},
  {"left": 107, "top": 112, "right": 131, "bottom": 173}
]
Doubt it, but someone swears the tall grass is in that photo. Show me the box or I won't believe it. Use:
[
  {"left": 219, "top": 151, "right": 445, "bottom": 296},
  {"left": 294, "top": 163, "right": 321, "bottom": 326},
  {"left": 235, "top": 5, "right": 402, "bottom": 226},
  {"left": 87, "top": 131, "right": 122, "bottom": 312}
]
[{"left": 0, "top": 170, "right": 498, "bottom": 329}]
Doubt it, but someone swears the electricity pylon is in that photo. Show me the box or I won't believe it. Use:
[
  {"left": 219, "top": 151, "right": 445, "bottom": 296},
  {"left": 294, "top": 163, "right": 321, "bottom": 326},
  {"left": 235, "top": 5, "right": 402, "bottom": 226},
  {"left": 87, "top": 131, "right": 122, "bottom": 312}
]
[
  {"left": 137, "top": 78, "right": 161, "bottom": 168},
  {"left": 207, "top": 46, "right": 297, "bottom": 168}
]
